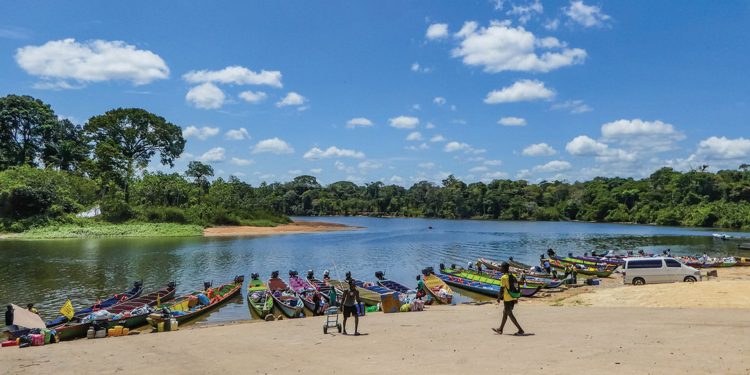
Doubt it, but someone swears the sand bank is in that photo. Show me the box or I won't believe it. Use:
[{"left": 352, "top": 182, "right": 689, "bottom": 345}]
[
  {"left": 203, "top": 221, "right": 360, "bottom": 237},
  {"left": 2, "top": 303, "right": 749, "bottom": 374}
]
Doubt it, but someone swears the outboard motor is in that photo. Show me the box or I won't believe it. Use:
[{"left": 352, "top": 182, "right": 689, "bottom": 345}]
[
  {"left": 251, "top": 273, "right": 260, "bottom": 280},
  {"left": 289, "top": 270, "right": 298, "bottom": 278},
  {"left": 271, "top": 271, "right": 279, "bottom": 279},
  {"left": 134, "top": 280, "right": 143, "bottom": 290},
  {"left": 439, "top": 263, "right": 445, "bottom": 270},
  {"left": 568, "top": 252, "right": 573, "bottom": 257},
  {"left": 450, "top": 264, "right": 457, "bottom": 270},
  {"left": 323, "top": 270, "right": 330, "bottom": 278},
  {"left": 426, "top": 266, "right": 435, "bottom": 275},
  {"left": 167, "top": 281, "right": 177, "bottom": 290},
  {"left": 307, "top": 270, "right": 315, "bottom": 280},
  {"left": 375, "top": 271, "right": 385, "bottom": 280},
  {"left": 203, "top": 281, "right": 212, "bottom": 291},
  {"left": 421, "top": 268, "right": 430, "bottom": 276},
  {"left": 509, "top": 256, "right": 514, "bottom": 261},
  {"left": 345, "top": 271, "right": 352, "bottom": 281},
  {"left": 234, "top": 275, "right": 244, "bottom": 284}
]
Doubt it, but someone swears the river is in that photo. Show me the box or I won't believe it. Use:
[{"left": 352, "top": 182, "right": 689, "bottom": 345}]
[{"left": 1, "top": 217, "right": 747, "bottom": 326}]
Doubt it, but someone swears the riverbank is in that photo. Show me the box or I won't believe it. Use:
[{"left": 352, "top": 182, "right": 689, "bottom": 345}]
[
  {"left": 2, "top": 303, "right": 748, "bottom": 374},
  {"left": 203, "top": 221, "right": 361, "bottom": 237},
  {"left": 3, "top": 271, "right": 750, "bottom": 374}
]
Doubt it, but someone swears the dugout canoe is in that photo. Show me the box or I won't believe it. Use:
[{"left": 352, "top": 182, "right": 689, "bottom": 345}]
[
  {"left": 422, "top": 271, "right": 453, "bottom": 304},
  {"left": 46, "top": 281, "right": 144, "bottom": 329},
  {"left": 440, "top": 267, "right": 543, "bottom": 296},
  {"left": 268, "top": 272, "right": 304, "bottom": 318},
  {"left": 149, "top": 276, "right": 244, "bottom": 326},
  {"left": 247, "top": 274, "right": 274, "bottom": 318}
]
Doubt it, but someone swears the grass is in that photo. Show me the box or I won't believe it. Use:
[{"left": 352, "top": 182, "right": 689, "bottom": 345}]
[
  {"left": 239, "top": 219, "right": 278, "bottom": 227},
  {"left": 18, "top": 221, "right": 204, "bottom": 239}
]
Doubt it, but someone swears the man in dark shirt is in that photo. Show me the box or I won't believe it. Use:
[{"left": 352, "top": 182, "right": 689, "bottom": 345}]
[{"left": 341, "top": 279, "right": 362, "bottom": 336}]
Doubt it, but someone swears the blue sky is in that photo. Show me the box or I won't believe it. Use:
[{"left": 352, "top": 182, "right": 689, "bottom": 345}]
[{"left": 2, "top": 1, "right": 749, "bottom": 185}]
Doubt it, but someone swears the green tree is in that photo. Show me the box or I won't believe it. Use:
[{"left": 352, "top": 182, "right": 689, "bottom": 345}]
[
  {"left": 185, "top": 161, "right": 214, "bottom": 192},
  {"left": 41, "top": 118, "right": 90, "bottom": 172},
  {"left": 84, "top": 108, "right": 185, "bottom": 202},
  {"left": 0, "top": 95, "right": 58, "bottom": 169}
]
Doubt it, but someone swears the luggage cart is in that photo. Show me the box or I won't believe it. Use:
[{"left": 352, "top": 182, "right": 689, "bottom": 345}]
[{"left": 323, "top": 306, "right": 342, "bottom": 334}]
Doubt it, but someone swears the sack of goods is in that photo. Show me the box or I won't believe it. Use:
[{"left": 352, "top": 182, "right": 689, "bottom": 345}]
[
  {"left": 196, "top": 293, "right": 210, "bottom": 306},
  {"left": 410, "top": 299, "right": 425, "bottom": 312},
  {"left": 400, "top": 303, "right": 411, "bottom": 312}
]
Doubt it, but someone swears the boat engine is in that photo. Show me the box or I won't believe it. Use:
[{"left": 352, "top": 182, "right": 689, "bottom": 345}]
[
  {"left": 203, "top": 281, "right": 212, "bottom": 290},
  {"left": 251, "top": 273, "right": 260, "bottom": 280},
  {"left": 289, "top": 270, "right": 298, "bottom": 277},
  {"left": 167, "top": 281, "right": 177, "bottom": 290},
  {"left": 271, "top": 271, "right": 279, "bottom": 279},
  {"left": 345, "top": 271, "right": 352, "bottom": 281},
  {"left": 307, "top": 270, "right": 315, "bottom": 279},
  {"left": 439, "top": 263, "right": 445, "bottom": 270},
  {"left": 375, "top": 271, "right": 385, "bottom": 280}
]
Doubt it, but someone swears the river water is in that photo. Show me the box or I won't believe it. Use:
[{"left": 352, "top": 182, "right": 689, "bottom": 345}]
[{"left": 1, "top": 217, "right": 747, "bottom": 327}]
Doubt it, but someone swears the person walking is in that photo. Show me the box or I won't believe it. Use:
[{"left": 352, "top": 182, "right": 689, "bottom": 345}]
[
  {"left": 341, "top": 279, "right": 362, "bottom": 336},
  {"left": 492, "top": 262, "right": 525, "bottom": 336}
]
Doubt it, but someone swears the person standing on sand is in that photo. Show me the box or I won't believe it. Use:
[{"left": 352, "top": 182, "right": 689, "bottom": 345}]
[
  {"left": 341, "top": 279, "right": 361, "bottom": 336},
  {"left": 493, "top": 262, "right": 525, "bottom": 336}
]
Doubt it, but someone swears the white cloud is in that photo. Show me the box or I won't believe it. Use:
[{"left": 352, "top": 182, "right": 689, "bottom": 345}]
[
  {"left": 183, "top": 126, "right": 219, "bottom": 140},
  {"left": 186, "top": 83, "right": 225, "bottom": 109},
  {"left": 451, "top": 21, "right": 586, "bottom": 73},
  {"left": 433, "top": 96, "right": 447, "bottom": 105},
  {"left": 426, "top": 23, "right": 450, "bottom": 40},
  {"left": 238, "top": 90, "right": 267, "bottom": 103},
  {"left": 507, "top": 0, "right": 543, "bottom": 24},
  {"left": 418, "top": 162, "right": 436, "bottom": 169},
  {"left": 183, "top": 65, "right": 282, "bottom": 88},
  {"left": 389, "top": 116, "right": 419, "bottom": 129},
  {"left": 406, "top": 143, "right": 430, "bottom": 151},
  {"left": 406, "top": 132, "right": 423, "bottom": 141},
  {"left": 411, "top": 62, "right": 431, "bottom": 73},
  {"left": 252, "top": 137, "right": 294, "bottom": 154},
  {"left": 276, "top": 92, "right": 307, "bottom": 107},
  {"left": 310, "top": 168, "right": 323, "bottom": 174},
  {"left": 484, "top": 159, "right": 503, "bottom": 166},
  {"left": 230, "top": 157, "right": 253, "bottom": 166},
  {"left": 444, "top": 141, "right": 470, "bottom": 153},
  {"left": 482, "top": 171, "right": 509, "bottom": 180},
  {"left": 470, "top": 166, "right": 489, "bottom": 173},
  {"left": 551, "top": 99, "right": 592, "bottom": 114},
  {"left": 231, "top": 172, "right": 246, "bottom": 177},
  {"left": 426, "top": 122, "right": 436, "bottom": 129},
  {"left": 15, "top": 38, "right": 169, "bottom": 87},
  {"left": 565, "top": 1, "right": 611, "bottom": 28},
  {"left": 484, "top": 80, "right": 555, "bottom": 104},
  {"left": 225, "top": 128, "right": 250, "bottom": 140},
  {"left": 533, "top": 160, "right": 572, "bottom": 173},
  {"left": 412, "top": 104, "right": 421, "bottom": 111},
  {"left": 346, "top": 117, "right": 373, "bottom": 128},
  {"left": 198, "top": 147, "right": 225, "bottom": 162},
  {"left": 430, "top": 134, "right": 446, "bottom": 142},
  {"left": 389, "top": 175, "right": 404, "bottom": 184},
  {"left": 288, "top": 169, "right": 302, "bottom": 175},
  {"left": 303, "top": 146, "right": 365, "bottom": 160},
  {"left": 358, "top": 160, "right": 382, "bottom": 170},
  {"left": 695, "top": 136, "right": 750, "bottom": 160},
  {"left": 545, "top": 19, "right": 560, "bottom": 31},
  {"left": 565, "top": 135, "right": 608, "bottom": 156},
  {"left": 601, "top": 119, "right": 684, "bottom": 152},
  {"left": 498, "top": 116, "right": 527, "bottom": 126},
  {"left": 523, "top": 143, "right": 557, "bottom": 156}
]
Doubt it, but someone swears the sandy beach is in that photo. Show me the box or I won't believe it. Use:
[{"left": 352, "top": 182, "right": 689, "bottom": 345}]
[
  {"left": 203, "top": 221, "right": 360, "bottom": 237},
  {"left": 3, "top": 269, "right": 750, "bottom": 374}
]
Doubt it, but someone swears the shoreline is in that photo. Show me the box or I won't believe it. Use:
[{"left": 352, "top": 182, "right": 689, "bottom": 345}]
[{"left": 203, "top": 221, "right": 361, "bottom": 237}]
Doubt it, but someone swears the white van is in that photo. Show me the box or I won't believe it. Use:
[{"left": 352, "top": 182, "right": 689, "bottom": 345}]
[{"left": 623, "top": 257, "right": 701, "bottom": 285}]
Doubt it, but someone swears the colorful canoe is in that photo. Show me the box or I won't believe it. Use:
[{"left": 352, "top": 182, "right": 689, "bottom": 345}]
[
  {"left": 422, "top": 272, "right": 453, "bottom": 304},
  {"left": 445, "top": 266, "right": 563, "bottom": 289},
  {"left": 150, "top": 276, "right": 244, "bottom": 326},
  {"left": 56, "top": 283, "right": 176, "bottom": 341},
  {"left": 326, "top": 279, "right": 381, "bottom": 306},
  {"left": 268, "top": 274, "right": 304, "bottom": 318},
  {"left": 306, "top": 275, "right": 338, "bottom": 305},
  {"left": 289, "top": 271, "right": 328, "bottom": 314},
  {"left": 547, "top": 258, "right": 614, "bottom": 277},
  {"left": 46, "top": 281, "right": 144, "bottom": 328},
  {"left": 375, "top": 271, "right": 416, "bottom": 295},
  {"left": 440, "top": 268, "right": 543, "bottom": 296},
  {"left": 247, "top": 274, "right": 274, "bottom": 318}
]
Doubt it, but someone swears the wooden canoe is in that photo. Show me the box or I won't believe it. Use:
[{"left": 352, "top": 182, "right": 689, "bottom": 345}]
[
  {"left": 440, "top": 268, "right": 543, "bottom": 296},
  {"left": 268, "top": 276, "right": 304, "bottom": 318},
  {"left": 289, "top": 273, "right": 328, "bottom": 314},
  {"left": 56, "top": 284, "right": 176, "bottom": 341},
  {"left": 247, "top": 276, "right": 274, "bottom": 318},
  {"left": 326, "top": 279, "right": 381, "bottom": 306},
  {"left": 150, "top": 276, "right": 244, "bottom": 326},
  {"left": 423, "top": 273, "right": 453, "bottom": 304},
  {"left": 46, "top": 281, "right": 144, "bottom": 329}
]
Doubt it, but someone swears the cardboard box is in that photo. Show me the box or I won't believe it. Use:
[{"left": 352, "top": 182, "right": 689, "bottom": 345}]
[{"left": 380, "top": 292, "right": 401, "bottom": 313}]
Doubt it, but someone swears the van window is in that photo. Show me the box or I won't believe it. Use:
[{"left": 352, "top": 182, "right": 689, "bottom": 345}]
[
  {"left": 627, "top": 259, "right": 663, "bottom": 269},
  {"left": 665, "top": 259, "right": 682, "bottom": 268}
]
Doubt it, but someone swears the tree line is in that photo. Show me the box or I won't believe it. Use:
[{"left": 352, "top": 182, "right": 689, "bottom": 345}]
[{"left": 1, "top": 94, "right": 750, "bottom": 232}]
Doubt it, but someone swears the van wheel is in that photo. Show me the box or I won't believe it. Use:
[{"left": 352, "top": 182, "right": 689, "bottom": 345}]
[
  {"left": 632, "top": 278, "right": 645, "bottom": 285},
  {"left": 684, "top": 276, "right": 696, "bottom": 283}
]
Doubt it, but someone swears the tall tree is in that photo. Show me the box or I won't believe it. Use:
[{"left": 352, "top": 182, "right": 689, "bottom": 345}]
[
  {"left": 185, "top": 160, "right": 214, "bottom": 193},
  {"left": 0, "top": 95, "right": 58, "bottom": 169},
  {"left": 41, "top": 118, "right": 90, "bottom": 172},
  {"left": 84, "top": 108, "right": 185, "bottom": 202}
]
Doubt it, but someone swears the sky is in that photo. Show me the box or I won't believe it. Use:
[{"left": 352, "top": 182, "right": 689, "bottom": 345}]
[{"left": 1, "top": 1, "right": 749, "bottom": 186}]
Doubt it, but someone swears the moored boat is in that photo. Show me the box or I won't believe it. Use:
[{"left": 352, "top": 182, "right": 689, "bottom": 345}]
[
  {"left": 547, "top": 258, "right": 614, "bottom": 277},
  {"left": 247, "top": 273, "right": 274, "bottom": 318},
  {"left": 268, "top": 272, "right": 304, "bottom": 318},
  {"left": 149, "top": 276, "right": 244, "bottom": 327},
  {"left": 56, "top": 283, "right": 176, "bottom": 341},
  {"left": 46, "top": 281, "right": 144, "bottom": 329},
  {"left": 440, "top": 266, "right": 543, "bottom": 296},
  {"left": 289, "top": 270, "right": 328, "bottom": 314},
  {"left": 422, "top": 269, "right": 453, "bottom": 304},
  {"left": 375, "top": 271, "right": 416, "bottom": 295},
  {"left": 327, "top": 279, "right": 381, "bottom": 306}
]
